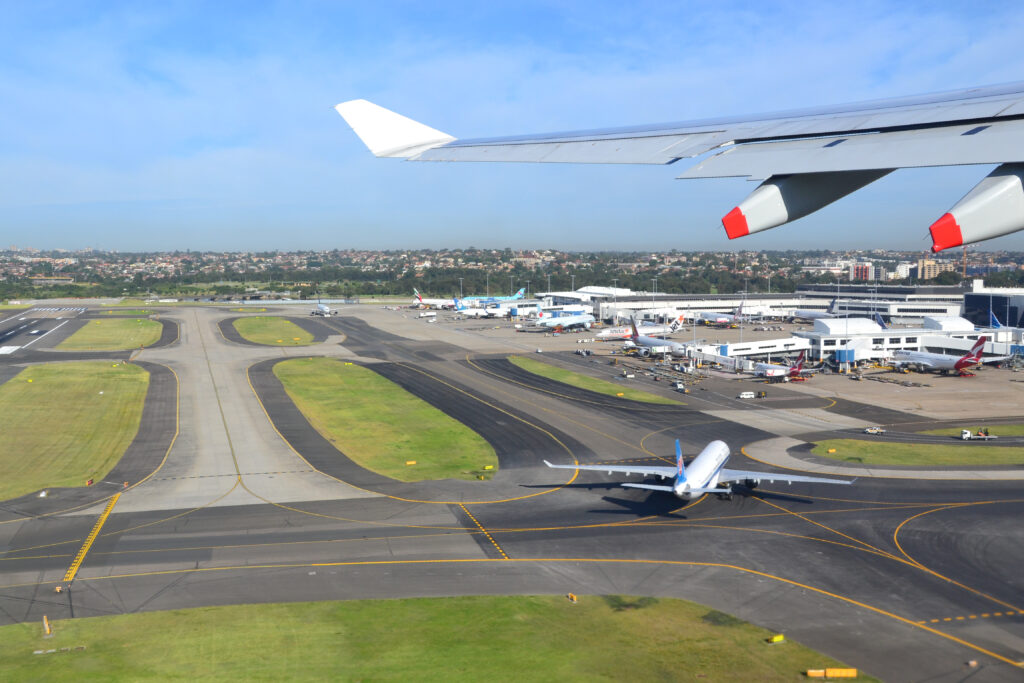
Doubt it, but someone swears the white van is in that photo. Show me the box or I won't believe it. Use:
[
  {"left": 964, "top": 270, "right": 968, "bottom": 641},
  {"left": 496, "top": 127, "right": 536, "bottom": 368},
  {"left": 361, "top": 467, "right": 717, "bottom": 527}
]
[{"left": 737, "top": 391, "right": 756, "bottom": 399}]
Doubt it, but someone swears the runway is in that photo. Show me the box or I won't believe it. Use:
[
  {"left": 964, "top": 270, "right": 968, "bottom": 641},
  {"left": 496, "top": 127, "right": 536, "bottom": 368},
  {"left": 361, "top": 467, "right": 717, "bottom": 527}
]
[{"left": 1, "top": 306, "right": 1023, "bottom": 681}]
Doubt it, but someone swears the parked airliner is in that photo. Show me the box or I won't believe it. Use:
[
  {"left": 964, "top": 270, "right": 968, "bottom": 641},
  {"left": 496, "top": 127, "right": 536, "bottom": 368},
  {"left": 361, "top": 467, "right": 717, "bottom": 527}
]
[
  {"left": 892, "top": 336, "right": 1002, "bottom": 374},
  {"left": 597, "top": 314, "right": 686, "bottom": 340},
  {"left": 545, "top": 439, "right": 852, "bottom": 500}
]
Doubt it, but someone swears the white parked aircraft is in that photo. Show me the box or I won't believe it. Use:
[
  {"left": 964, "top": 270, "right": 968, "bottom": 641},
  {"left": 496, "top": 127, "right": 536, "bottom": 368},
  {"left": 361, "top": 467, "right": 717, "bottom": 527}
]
[
  {"left": 697, "top": 303, "right": 744, "bottom": 326},
  {"left": 623, "top": 317, "right": 687, "bottom": 357},
  {"left": 891, "top": 336, "right": 1004, "bottom": 374},
  {"left": 533, "top": 312, "right": 596, "bottom": 330},
  {"left": 596, "top": 314, "right": 687, "bottom": 340},
  {"left": 336, "top": 82, "right": 1024, "bottom": 252},
  {"left": 454, "top": 298, "right": 494, "bottom": 318},
  {"left": 545, "top": 439, "right": 852, "bottom": 500},
  {"left": 753, "top": 351, "right": 810, "bottom": 378},
  {"left": 789, "top": 298, "right": 839, "bottom": 322},
  {"left": 413, "top": 288, "right": 454, "bottom": 309}
]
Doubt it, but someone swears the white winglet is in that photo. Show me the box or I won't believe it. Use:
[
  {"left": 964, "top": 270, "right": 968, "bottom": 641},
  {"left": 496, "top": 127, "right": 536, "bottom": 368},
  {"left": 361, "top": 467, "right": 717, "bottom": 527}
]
[{"left": 334, "top": 100, "right": 456, "bottom": 158}]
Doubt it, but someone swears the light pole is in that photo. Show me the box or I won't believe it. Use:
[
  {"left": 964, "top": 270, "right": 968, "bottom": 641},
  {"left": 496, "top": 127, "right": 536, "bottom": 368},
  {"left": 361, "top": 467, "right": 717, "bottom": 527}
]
[
  {"left": 458, "top": 277, "right": 463, "bottom": 298},
  {"left": 509, "top": 275, "right": 513, "bottom": 296},
  {"left": 526, "top": 280, "right": 530, "bottom": 298},
  {"left": 547, "top": 273, "right": 551, "bottom": 293},
  {"left": 486, "top": 272, "right": 489, "bottom": 297},
  {"left": 571, "top": 273, "right": 575, "bottom": 291}
]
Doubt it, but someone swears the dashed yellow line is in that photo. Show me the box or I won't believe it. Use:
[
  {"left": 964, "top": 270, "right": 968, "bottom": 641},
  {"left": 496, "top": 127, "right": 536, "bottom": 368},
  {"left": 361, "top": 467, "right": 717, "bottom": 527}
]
[
  {"left": 459, "top": 505, "right": 508, "bottom": 559},
  {"left": 919, "top": 611, "right": 1024, "bottom": 624},
  {"left": 62, "top": 493, "right": 120, "bottom": 584}
]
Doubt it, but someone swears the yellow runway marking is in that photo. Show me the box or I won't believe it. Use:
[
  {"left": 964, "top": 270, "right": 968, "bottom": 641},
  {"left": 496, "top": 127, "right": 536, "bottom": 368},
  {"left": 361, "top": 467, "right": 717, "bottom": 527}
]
[
  {"left": 62, "top": 492, "right": 120, "bottom": 584},
  {"left": 892, "top": 501, "right": 1024, "bottom": 614},
  {"left": 460, "top": 505, "right": 508, "bottom": 559}
]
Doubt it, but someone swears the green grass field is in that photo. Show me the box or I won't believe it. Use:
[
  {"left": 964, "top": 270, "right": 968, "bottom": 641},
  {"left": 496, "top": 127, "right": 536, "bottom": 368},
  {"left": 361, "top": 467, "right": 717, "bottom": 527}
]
[
  {"left": 57, "top": 319, "right": 163, "bottom": 351},
  {"left": 508, "top": 355, "right": 682, "bottom": 405},
  {"left": 232, "top": 316, "right": 314, "bottom": 346},
  {"left": 0, "top": 596, "right": 864, "bottom": 681},
  {"left": 99, "top": 309, "right": 152, "bottom": 316},
  {"left": 274, "top": 358, "right": 497, "bottom": 481},
  {"left": 920, "top": 424, "right": 1024, "bottom": 437},
  {"left": 0, "top": 362, "right": 149, "bottom": 500},
  {"left": 813, "top": 439, "right": 1024, "bottom": 466}
]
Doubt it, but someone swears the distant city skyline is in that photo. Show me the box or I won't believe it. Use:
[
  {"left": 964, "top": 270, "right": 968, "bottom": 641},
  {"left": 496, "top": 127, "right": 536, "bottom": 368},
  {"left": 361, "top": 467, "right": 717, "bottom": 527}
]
[{"left": 5, "top": 2, "right": 1024, "bottom": 251}]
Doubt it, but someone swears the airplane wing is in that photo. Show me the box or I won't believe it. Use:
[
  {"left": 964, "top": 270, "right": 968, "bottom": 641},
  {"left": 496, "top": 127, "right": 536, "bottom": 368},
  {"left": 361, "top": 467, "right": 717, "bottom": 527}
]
[
  {"left": 336, "top": 83, "right": 1024, "bottom": 251},
  {"left": 718, "top": 468, "right": 853, "bottom": 486},
  {"left": 544, "top": 460, "right": 677, "bottom": 479}
]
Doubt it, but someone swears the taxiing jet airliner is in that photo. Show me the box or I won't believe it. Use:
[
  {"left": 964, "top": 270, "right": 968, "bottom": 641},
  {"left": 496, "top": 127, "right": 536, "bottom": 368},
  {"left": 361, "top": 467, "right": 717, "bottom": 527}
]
[{"left": 545, "top": 439, "right": 852, "bottom": 500}]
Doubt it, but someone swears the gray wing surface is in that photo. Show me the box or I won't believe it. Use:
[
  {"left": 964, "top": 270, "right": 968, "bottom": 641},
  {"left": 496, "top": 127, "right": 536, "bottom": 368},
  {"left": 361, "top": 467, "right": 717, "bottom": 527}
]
[
  {"left": 543, "top": 460, "right": 676, "bottom": 479},
  {"left": 338, "top": 82, "right": 1024, "bottom": 171},
  {"left": 719, "top": 468, "right": 852, "bottom": 486},
  {"left": 335, "top": 82, "right": 1024, "bottom": 251}
]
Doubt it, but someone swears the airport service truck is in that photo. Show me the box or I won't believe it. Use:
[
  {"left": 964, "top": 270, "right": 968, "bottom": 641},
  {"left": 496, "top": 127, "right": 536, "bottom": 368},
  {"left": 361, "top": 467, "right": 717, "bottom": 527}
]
[
  {"left": 418, "top": 311, "right": 437, "bottom": 319},
  {"left": 961, "top": 429, "right": 997, "bottom": 441}
]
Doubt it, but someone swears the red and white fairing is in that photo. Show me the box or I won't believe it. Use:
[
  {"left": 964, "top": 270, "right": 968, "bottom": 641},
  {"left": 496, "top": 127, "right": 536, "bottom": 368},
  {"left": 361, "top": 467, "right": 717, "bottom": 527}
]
[{"left": 930, "top": 163, "right": 1024, "bottom": 252}]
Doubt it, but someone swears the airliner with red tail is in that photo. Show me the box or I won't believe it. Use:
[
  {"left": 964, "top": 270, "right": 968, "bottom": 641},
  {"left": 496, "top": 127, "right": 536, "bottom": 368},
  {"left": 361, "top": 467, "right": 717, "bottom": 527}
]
[{"left": 891, "top": 336, "right": 1003, "bottom": 375}]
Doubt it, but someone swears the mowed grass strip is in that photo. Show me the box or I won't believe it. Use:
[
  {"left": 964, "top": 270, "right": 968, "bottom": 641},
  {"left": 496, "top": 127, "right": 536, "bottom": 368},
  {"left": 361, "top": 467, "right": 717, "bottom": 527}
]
[
  {"left": 508, "top": 355, "right": 682, "bottom": 405},
  {"left": 920, "top": 424, "right": 1024, "bottom": 437},
  {"left": 274, "top": 358, "right": 497, "bottom": 481},
  {"left": 233, "top": 316, "right": 314, "bottom": 346},
  {"left": 0, "top": 596, "right": 866, "bottom": 681},
  {"left": 0, "top": 362, "right": 149, "bottom": 500},
  {"left": 100, "top": 309, "right": 151, "bottom": 316},
  {"left": 57, "top": 318, "right": 163, "bottom": 351},
  {"left": 813, "top": 439, "right": 1024, "bottom": 466}
]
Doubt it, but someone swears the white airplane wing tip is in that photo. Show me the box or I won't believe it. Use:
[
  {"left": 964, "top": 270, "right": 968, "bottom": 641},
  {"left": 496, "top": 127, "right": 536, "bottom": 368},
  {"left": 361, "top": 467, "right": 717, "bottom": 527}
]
[{"left": 333, "top": 99, "right": 456, "bottom": 158}]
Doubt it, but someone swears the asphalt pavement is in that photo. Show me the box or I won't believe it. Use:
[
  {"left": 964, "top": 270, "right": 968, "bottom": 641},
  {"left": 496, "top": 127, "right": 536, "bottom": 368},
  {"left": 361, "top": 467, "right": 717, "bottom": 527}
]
[{"left": 1, "top": 305, "right": 1023, "bottom": 681}]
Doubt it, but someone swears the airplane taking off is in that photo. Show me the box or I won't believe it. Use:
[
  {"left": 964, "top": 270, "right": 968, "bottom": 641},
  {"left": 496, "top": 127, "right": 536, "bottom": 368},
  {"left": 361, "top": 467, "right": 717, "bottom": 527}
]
[
  {"left": 596, "top": 314, "right": 686, "bottom": 340},
  {"left": 336, "top": 81, "right": 1024, "bottom": 252},
  {"left": 891, "top": 336, "right": 1003, "bottom": 375},
  {"left": 413, "top": 288, "right": 454, "bottom": 309},
  {"left": 789, "top": 298, "right": 839, "bottom": 322},
  {"left": 545, "top": 439, "right": 852, "bottom": 500}
]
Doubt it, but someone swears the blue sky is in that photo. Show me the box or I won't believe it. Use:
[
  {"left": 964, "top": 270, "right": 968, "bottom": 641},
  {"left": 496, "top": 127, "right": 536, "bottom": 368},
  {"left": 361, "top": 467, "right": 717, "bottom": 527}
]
[{"left": 4, "top": 1, "right": 1024, "bottom": 251}]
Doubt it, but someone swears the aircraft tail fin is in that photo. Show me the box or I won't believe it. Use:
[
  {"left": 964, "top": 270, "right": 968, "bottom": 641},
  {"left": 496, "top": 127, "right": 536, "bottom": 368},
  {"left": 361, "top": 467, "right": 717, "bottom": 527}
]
[
  {"left": 990, "top": 310, "right": 1003, "bottom": 328},
  {"left": 873, "top": 312, "right": 887, "bottom": 329},
  {"left": 956, "top": 336, "right": 987, "bottom": 370},
  {"left": 453, "top": 297, "right": 465, "bottom": 310},
  {"left": 629, "top": 316, "right": 640, "bottom": 340},
  {"left": 789, "top": 350, "right": 805, "bottom": 376},
  {"left": 413, "top": 288, "right": 423, "bottom": 303},
  {"left": 513, "top": 287, "right": 525, "bottom": 299},
  {"left": 828, "top": 297, "right": 838, "bottom": 314},
  {"left": 334, "top": 100, "right": 456, "bottom": 158},
  {"left": 675, "top": 439, "right": 686, "bottom": 484}
]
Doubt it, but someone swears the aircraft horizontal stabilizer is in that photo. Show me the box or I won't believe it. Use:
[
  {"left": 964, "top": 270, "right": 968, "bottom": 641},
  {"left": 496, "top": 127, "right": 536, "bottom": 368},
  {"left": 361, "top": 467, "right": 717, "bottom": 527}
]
[
  {"left": 334, "top": 100, "right": 456, "bottom": 158},
  {"left": 622, "top": 483, "right": 675, "bottom": 492}
]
